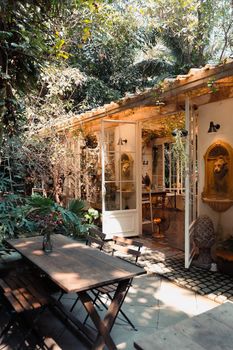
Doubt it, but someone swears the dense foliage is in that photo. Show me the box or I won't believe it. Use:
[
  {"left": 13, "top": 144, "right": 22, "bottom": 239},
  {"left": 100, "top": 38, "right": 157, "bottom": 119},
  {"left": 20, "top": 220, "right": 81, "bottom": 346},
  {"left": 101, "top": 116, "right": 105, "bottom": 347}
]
[{"left": 1, "top": 0, "right": 232, "bottom": 130}]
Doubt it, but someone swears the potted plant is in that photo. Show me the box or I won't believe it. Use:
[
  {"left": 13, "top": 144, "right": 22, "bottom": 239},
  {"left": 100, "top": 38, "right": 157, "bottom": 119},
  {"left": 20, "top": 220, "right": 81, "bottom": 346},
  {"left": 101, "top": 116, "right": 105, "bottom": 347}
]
[{"left": 25, "top": 195, "right": 90, "bottom": 250}]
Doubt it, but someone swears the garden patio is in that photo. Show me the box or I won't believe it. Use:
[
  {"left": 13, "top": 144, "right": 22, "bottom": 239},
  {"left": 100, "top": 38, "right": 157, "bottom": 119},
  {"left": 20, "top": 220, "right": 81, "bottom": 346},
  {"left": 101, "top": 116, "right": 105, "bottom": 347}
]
[
  {"left": 0, "top": 242, "right": 221, "bottom": 350},
  {"left": 1, "top": 235, "right": 233, "bottom": 349},
  {"left": 1, "top": 1, "right": 233, "bottom": 349}
]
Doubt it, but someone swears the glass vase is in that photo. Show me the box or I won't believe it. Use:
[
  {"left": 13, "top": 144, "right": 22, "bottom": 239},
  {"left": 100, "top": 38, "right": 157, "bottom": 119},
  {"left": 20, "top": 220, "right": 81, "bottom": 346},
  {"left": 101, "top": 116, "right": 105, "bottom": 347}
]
[{"left": 42, "top": 232, "right": 53, "bottom": 253}]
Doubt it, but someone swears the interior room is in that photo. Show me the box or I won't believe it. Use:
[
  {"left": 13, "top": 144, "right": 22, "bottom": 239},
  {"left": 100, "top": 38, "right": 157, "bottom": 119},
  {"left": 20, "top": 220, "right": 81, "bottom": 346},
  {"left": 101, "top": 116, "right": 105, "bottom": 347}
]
[{"left": 141, "top": 115, "right": 186, "bottom": 251}]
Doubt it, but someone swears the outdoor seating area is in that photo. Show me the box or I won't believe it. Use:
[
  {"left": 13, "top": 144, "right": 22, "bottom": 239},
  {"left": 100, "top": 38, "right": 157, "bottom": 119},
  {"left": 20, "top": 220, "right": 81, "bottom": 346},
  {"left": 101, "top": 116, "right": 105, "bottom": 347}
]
[
  {"left": 1, "top": 233, "right": 233, "bottom": 349},
  {"left": 0, "top": 234, "right": 145, "bottom": 349}
]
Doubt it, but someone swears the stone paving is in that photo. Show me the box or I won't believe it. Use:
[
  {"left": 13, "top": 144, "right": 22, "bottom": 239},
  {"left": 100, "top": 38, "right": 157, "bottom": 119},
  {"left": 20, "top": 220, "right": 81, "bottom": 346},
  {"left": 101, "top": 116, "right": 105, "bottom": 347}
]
[
  {"left": 138, "top": 248, "right": 233, "bottom": 304},
  {"left": 0, "top": 240, "right": 225, "bottom": 349}
]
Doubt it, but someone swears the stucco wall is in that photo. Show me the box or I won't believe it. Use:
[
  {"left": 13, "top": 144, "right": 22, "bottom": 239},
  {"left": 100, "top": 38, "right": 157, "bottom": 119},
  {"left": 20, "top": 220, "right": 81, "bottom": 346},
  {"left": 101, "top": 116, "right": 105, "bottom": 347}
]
[{"left": 198, "top": 97, "right": 233, "bottom": 240}]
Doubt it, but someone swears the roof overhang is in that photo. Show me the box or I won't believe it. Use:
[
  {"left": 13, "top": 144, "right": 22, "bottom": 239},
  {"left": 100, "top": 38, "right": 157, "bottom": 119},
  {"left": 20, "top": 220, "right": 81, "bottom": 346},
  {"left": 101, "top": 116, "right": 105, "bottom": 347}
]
[{"left": 40, "top": 60, "right": 233, "bottom": 135}]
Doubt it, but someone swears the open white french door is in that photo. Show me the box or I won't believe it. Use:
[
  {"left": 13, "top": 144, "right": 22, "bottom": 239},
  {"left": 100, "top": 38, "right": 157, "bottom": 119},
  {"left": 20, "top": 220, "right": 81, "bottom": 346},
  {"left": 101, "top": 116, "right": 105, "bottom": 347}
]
[
  {"left": 101, "top": 119, "right": 140, "bottom": 239},
  {"left": 185, "top": 98, "right": 198, "bottom": 268}
]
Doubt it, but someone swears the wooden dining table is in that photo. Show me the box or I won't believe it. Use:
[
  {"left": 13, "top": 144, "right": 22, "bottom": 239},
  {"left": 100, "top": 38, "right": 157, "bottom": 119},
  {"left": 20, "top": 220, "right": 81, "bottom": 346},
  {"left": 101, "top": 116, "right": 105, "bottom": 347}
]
[{"left": 6, "top": 234, "right": 145, "bottom": 350}]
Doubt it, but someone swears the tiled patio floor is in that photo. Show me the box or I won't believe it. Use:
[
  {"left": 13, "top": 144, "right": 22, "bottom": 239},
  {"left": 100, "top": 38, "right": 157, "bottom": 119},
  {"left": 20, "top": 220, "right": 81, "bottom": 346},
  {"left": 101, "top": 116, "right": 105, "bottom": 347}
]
[{"left": 137, "top": 240, "right": 233, "bottom": 305}]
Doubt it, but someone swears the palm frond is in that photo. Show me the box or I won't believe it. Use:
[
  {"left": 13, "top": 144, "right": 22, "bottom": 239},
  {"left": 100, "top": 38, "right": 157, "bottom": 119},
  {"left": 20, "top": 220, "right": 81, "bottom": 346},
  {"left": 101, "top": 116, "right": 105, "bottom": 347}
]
[{"left": 67, "top": 199, "right": 85, "bottom": 216}]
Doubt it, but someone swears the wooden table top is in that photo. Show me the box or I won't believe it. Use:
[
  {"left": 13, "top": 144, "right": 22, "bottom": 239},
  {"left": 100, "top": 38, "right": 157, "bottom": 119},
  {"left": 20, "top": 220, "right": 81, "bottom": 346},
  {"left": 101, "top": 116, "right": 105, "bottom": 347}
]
[
  {"left": 134, "top": 302, "right": 233, "bottom": 350},
  {"left": 6, "top": 234, "right": 145, "bottom": 293}
]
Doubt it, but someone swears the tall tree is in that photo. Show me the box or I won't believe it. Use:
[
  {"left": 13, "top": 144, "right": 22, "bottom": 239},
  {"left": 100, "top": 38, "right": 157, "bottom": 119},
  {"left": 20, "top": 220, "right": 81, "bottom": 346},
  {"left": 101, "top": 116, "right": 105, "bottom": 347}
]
[{"left": 0, "top": 0, "right": 106, "bottom": 140}]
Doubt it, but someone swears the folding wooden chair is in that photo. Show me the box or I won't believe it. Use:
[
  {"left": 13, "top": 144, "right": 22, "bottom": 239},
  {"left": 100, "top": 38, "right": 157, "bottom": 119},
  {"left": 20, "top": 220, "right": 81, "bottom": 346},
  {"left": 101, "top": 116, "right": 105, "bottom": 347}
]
[
  {"left": 84, "top": 236, "right": 143, "bottom": 330},
  {"left": 86, "top": 235, "right": 105, "bottom": 251},
  {"left": 87, "top": 226, "right": 106, "bottom": 242}
]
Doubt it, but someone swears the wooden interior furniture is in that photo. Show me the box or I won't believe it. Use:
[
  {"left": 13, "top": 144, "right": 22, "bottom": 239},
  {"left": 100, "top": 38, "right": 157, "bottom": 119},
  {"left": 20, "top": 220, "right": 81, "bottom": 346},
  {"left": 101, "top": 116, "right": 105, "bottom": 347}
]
[
  {"left": 142, "top": 191, "right": 154, "bottom": 231},
  {"left": 165, "top": 190, "right": 177, "bottom": 208},
  {"left": 86, "top": 235, "right": 143, "bottom": 330},
  {"left": 216, "top": 248, "right": 233, "bottom": 276},
  {"left": 151, "top": 191, "right": 166, "bottom": 209},
  {"left": 134, "top": 303, "right": 233, "bottom": 350},
  {"left": 6, "top": 234, "right": 145, "bottom": 350},
  {"left": 0, "top": 269, "right": 60, "bottom": 350}
]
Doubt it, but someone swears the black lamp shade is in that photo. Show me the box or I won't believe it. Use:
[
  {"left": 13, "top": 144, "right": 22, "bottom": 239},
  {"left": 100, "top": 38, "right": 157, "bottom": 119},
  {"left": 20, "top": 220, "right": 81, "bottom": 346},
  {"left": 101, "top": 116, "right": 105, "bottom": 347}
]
[{"left": 208, "top": 121, "right": 220, "bottom": 133}]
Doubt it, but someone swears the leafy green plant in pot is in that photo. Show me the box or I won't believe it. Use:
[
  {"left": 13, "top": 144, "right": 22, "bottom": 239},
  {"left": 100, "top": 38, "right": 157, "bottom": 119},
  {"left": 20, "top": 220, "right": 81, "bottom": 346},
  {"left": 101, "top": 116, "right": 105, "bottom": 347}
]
[{"left": 25, "top": 195, "right": 89, "bottom": 246}]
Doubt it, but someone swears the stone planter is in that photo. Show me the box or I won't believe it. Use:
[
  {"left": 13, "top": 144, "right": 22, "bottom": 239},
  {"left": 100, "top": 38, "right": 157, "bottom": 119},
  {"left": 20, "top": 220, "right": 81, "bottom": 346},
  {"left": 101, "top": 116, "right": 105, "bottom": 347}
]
[{"left": 193, "top": 215, "right": 215, "bottom": 269}]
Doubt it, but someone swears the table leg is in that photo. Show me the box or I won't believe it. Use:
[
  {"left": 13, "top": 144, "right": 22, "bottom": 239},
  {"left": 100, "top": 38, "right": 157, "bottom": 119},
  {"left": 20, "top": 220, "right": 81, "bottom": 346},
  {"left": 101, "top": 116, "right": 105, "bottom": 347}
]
[
  {"left": 78, "top": 278, "right": 131, "bottom": 350},
  {"left": 78, "top": 291, "right": 116, "bottom": 350}
]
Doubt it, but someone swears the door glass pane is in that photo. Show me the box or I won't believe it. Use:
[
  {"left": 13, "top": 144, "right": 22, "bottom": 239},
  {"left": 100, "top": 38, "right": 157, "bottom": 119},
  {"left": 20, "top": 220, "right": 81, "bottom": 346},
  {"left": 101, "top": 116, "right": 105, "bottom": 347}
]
[
  {"left": 120, "top": 152, "right": 135, "bottom": 182},
  {"left": 122, "top": 187, "right": 136, "bottom": 209},
  {"left": 103, "top": 121, "right": 137, "bottom": 211},
  {"left": 105, "top": 153, "right": 117, "bottom": 181},
  {"left": 105, "top": 182, "right": 120, "bottom": 211}
]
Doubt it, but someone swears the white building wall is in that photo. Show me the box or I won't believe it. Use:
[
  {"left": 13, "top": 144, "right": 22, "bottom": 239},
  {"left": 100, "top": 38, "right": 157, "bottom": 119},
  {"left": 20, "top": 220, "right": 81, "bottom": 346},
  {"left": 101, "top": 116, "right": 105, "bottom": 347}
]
[{"left": 198, "top": 97, "right": 233, "bottom": 240}]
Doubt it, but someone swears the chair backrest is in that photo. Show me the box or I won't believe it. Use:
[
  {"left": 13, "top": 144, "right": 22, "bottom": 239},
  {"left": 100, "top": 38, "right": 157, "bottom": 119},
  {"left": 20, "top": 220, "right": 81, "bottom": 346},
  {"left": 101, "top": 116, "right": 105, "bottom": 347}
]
[
  {"left": 88, "top": 226, "right": 106, "bottom": 241},
  {"left": 112, "top": 236, "right": 143, "bottom": 263},
  {"left": 86, "top": 236, "right": 105, "bottom": 251}
]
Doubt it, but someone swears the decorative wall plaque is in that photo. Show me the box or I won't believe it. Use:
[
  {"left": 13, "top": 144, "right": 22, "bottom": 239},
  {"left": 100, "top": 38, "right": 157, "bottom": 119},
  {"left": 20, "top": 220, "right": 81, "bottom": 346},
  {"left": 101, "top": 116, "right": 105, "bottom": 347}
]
[
  {"left": 202, "top": 140, "right": 233, "bottom": 212},
  {"left": 120, "top": 153, "right": 134, "bottom": 191}
]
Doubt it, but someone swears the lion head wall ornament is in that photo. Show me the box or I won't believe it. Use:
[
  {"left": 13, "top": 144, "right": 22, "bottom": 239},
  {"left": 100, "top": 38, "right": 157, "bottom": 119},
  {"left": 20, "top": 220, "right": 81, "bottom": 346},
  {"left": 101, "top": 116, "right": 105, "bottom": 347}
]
[
  {"left": 213, "top": 155, "right": 228, "bottom": 194},
  {"left": 202, "top": 141, "right": 233, "bottom": 212}
]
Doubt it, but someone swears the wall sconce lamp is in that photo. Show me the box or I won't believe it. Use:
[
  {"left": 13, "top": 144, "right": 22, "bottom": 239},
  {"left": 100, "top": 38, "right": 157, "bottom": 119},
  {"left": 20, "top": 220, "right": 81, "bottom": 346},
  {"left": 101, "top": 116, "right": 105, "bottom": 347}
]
[
  {"left": 117, "top": 138, "right": 127, "bottom": 145},
  {"left": 208, "top": 121, "right": 220, "bottom": 133}
]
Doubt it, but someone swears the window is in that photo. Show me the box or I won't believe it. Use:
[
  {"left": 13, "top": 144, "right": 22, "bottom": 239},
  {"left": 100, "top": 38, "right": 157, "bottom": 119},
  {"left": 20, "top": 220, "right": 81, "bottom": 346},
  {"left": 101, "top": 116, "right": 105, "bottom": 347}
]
[{"left": 152, "top": 141, "right": 185, "bottom": 194}]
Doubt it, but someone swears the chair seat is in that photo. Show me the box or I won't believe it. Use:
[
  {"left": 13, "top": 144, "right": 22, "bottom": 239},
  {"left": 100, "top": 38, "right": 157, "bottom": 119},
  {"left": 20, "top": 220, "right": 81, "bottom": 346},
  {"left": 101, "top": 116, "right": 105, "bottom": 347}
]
[{"left": 96, "top": 283, "right": 118, "bottom": 294}]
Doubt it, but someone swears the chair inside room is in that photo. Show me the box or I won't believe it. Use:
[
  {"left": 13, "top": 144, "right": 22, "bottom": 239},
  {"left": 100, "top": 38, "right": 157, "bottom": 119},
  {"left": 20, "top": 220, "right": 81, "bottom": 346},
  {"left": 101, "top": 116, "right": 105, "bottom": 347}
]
[{"left": 84, "top": 235, "right": 143, "bottom": 330}]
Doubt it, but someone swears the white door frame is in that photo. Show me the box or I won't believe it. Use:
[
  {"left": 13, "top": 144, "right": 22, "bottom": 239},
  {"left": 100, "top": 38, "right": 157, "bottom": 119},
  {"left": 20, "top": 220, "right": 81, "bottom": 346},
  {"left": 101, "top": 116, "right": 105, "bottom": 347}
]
[
  {"left": 185, "top": 97, "right": 198, "bottom": 268},
  {"left": 101, "top": 119, "right": 140, "bottom": 239}
]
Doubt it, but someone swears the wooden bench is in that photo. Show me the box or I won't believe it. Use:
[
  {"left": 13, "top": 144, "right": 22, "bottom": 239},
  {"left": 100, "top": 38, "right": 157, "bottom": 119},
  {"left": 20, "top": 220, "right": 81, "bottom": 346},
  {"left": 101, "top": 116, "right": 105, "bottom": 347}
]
[{"left": 0, "top": 270, "right": 62, "bottom": 350}]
